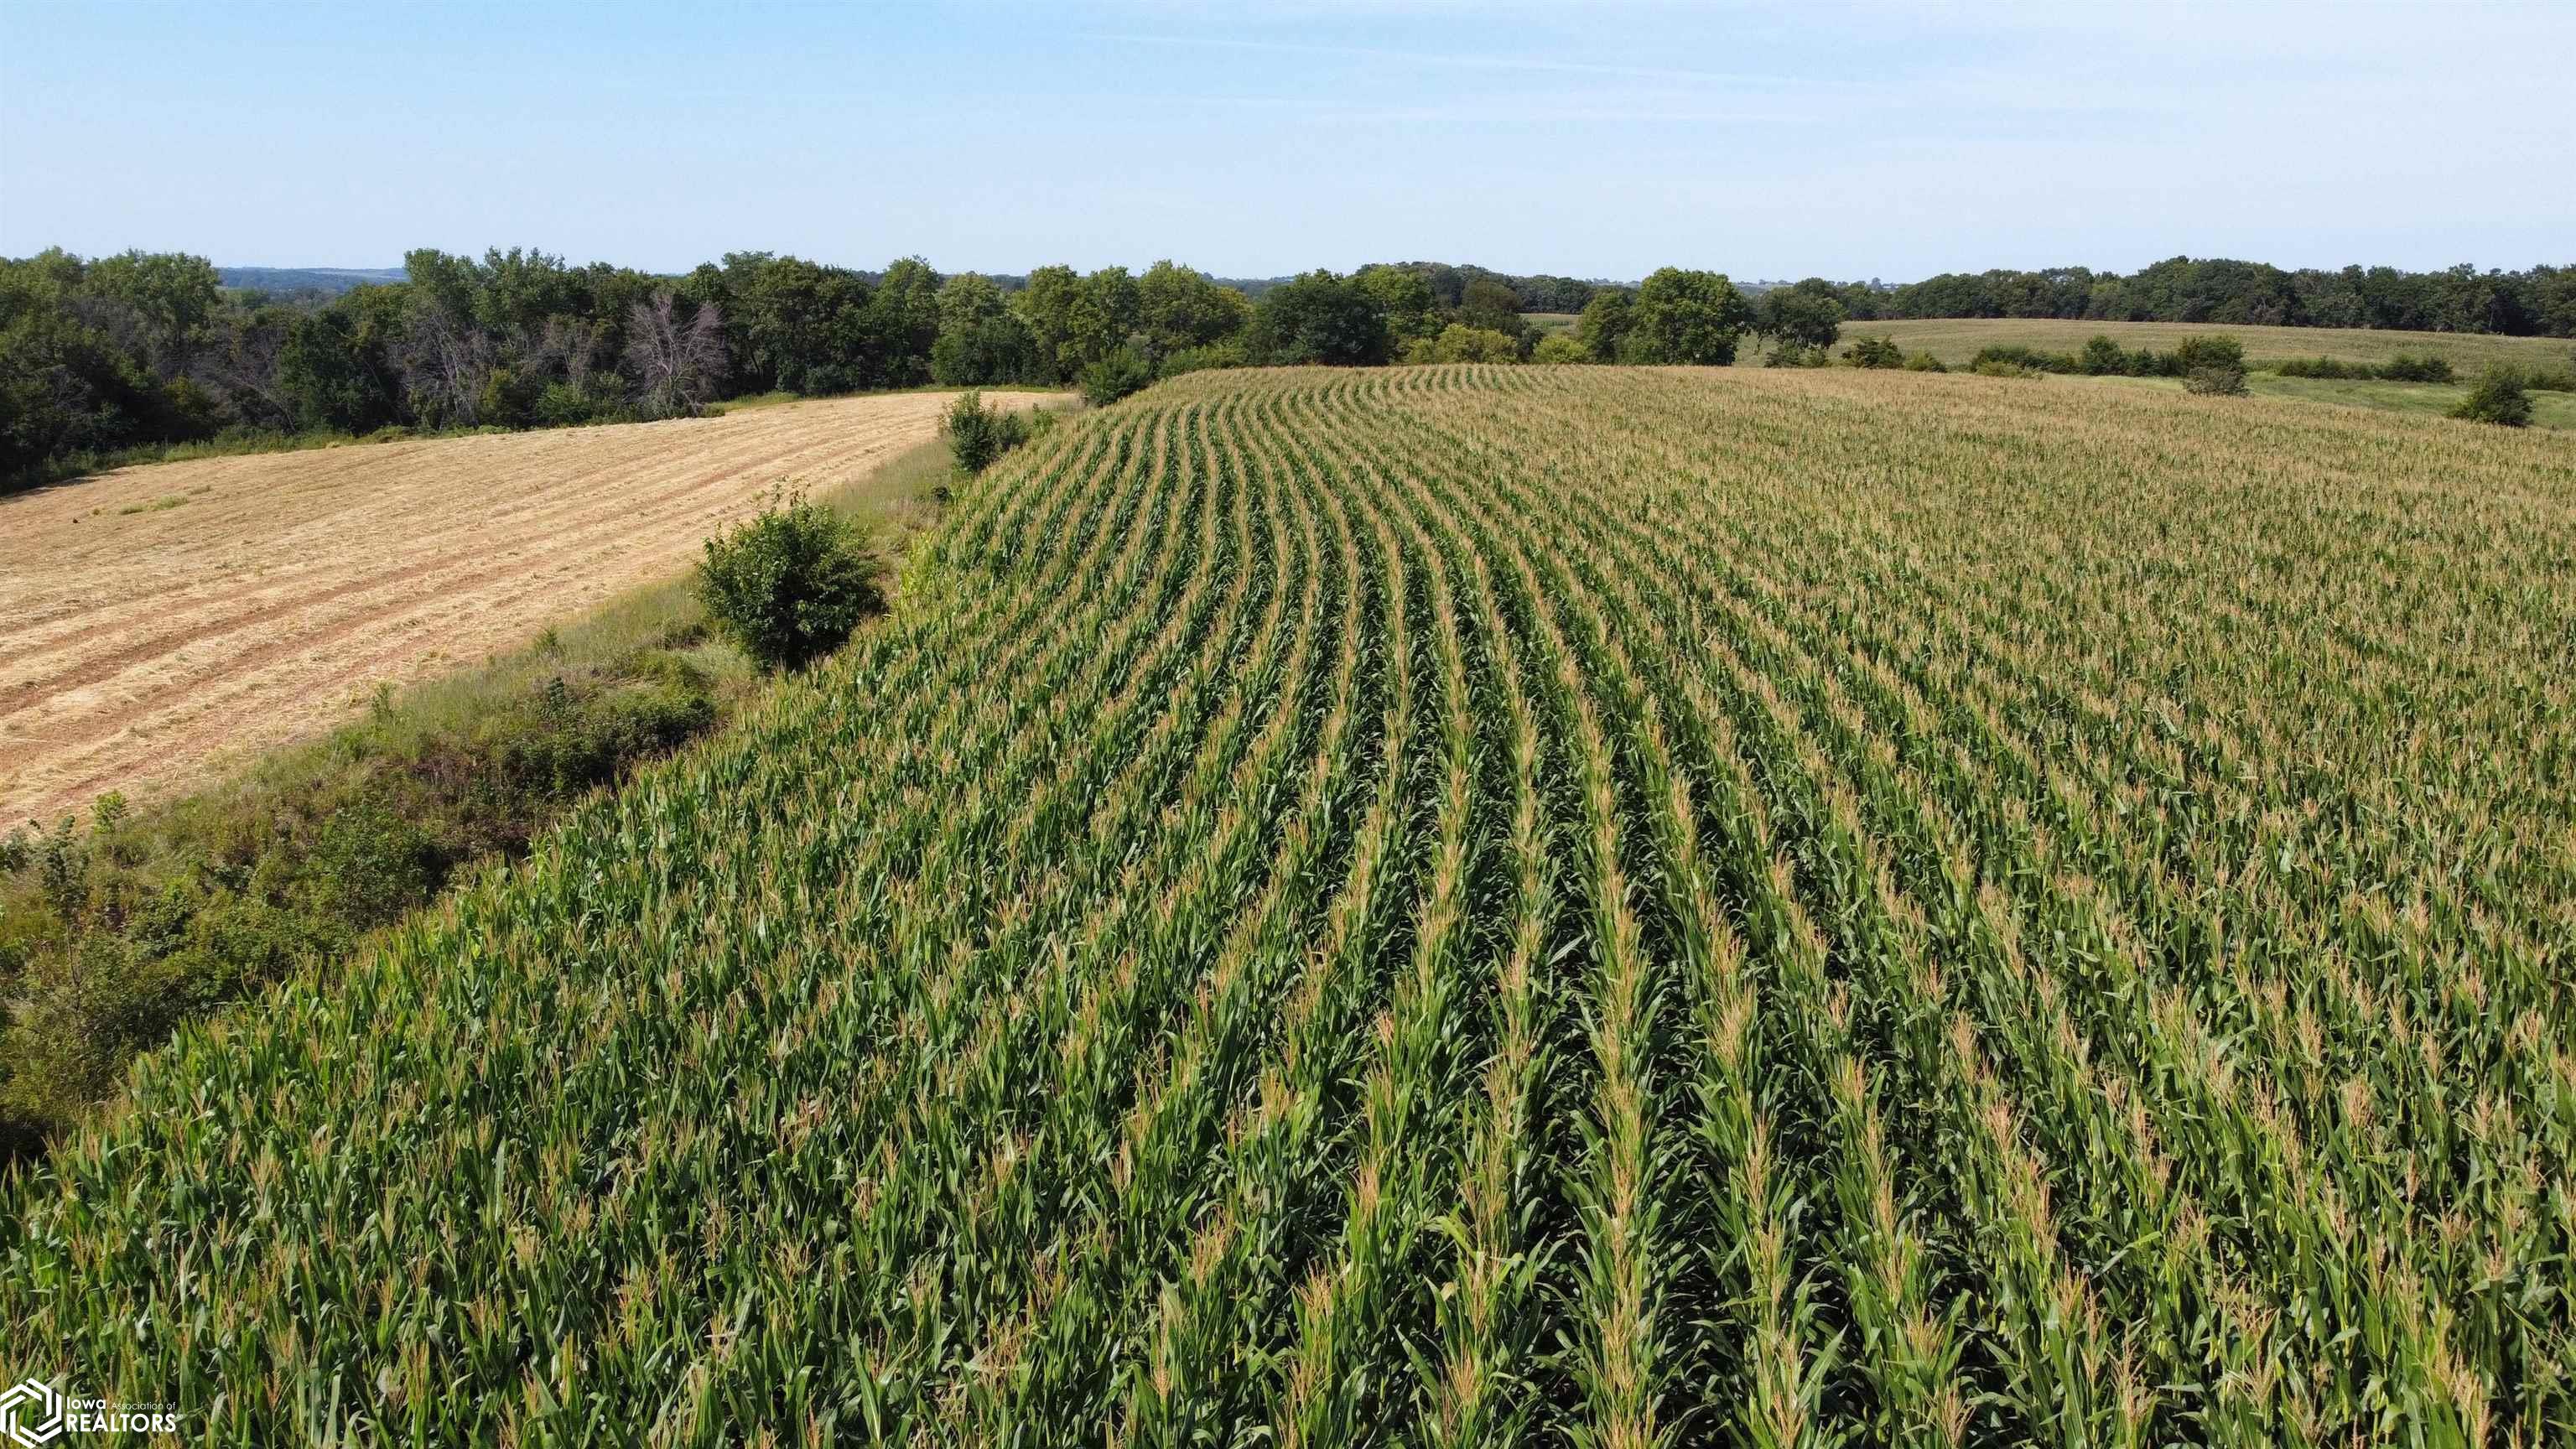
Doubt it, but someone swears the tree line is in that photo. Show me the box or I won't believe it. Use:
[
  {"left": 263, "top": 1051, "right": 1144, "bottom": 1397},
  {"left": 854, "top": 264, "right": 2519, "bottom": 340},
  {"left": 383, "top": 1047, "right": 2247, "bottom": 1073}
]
[
  {"left": 0, "top": 248, "right": 1685, "bottom": 485},
  {"left": 10, "top": 245, "right": 2569, "bottom": 486},
  {"left": 1820, "top": 256, "right": 2576, "bottom": 337}
]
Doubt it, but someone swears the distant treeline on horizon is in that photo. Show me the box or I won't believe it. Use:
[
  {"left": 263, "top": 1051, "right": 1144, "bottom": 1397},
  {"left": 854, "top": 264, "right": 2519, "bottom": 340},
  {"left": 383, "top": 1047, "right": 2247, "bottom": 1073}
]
[
  {"left": 217, "top": 254, "right": 2576, "bottom": 339},
  {"left": 7, "top": 244, "right": 2571, "bottom": 487}
]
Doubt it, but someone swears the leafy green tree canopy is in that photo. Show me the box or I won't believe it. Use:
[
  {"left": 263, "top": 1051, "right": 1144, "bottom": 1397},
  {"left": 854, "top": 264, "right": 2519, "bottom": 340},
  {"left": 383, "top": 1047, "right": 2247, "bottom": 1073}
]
[
  {"left": 1756, "top": 278, "right": 1846, "bottom": 351},
  {"left": 1577, "top": 289, "right": 1633, "bottom": 362},
  {"left": 1355, "top": 265, "right": 1441, "bottom": 340},
  {"left": 1249, "top": 271, "right": 1392, "bottom": 366},
  {"left": 1457, "top": 276, "right": 1528, "bottom": 339},
  {"left": 1622, "top": 267, "right": 1749, "bottom": 365},
  {"left": 1137, "top": 262, "right": 1254, "bottom": 361}
]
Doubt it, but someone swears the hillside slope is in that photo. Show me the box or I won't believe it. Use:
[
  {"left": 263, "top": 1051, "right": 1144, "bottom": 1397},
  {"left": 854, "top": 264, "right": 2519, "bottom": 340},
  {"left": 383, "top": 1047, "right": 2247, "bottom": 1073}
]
[
  {"left": 1832, "top": 315, "right": 2576, "bottom": 372},
  {"left": 0, "top": 390, "right": 1043, "bottom": 823},
  {"left": 6, "top": 366, "right": 2573, "bottom": 1445}
]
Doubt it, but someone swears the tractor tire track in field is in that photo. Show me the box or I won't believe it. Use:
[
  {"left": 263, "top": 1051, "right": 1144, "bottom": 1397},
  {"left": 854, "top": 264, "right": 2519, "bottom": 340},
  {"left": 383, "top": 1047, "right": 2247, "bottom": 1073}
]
[{"left": 0, "top": 391, "right": 1044, "bottom": 824}]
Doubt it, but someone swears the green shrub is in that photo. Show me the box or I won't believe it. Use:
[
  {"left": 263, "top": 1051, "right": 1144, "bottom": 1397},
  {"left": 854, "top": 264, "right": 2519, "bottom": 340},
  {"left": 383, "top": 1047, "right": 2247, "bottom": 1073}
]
[
  {"left": 1417, "top": 324, "right": 1523, "bottom": 364},
  {"left": 2184, "top": 364, "right": 2250, "bottom": 397},
  {"left": 1160, "top": 341, "right": 1246, "bottom": 377},
  {"left": 534, "top": 382, "right": 629, "bottom": 427},
  {"left": 2378, "top": 354, "right": 2454, "bottom": 383},
  {"left": 535, "top": 382, "right": 595, "bottom": 426},
  {"left": 1841, "top": 335, "right": 1904, "bottom": 369},
  {"left": 1971, "top": 358, "right": 2049, "bottom": 380},
  {"left": 1971, "top": 344, "right": 2079, "bottom": 375},
  {"left": 2070, "top": 335, "right": 2170, "bottom": 377},
  {"left": 2169, "top": 335, "right": 2246, "bottom": 376},
  {"left": 2273, "top": 353, "right": 2458, "bottom": 384},
  {"left": 1, "top": 935, "right": 190, "bottom": 1134},
  {"left": 2450, "top": 367, "right": 2532, "bottom": 426},
  {"left": 307, "top": 799, "right": 444, "bottom": 927},
  {"left": 1903, "top": 351, "right": 1948, "bottom": 373},
  {"left": 1762, "top": 342, "right": 1826, "bottom": 368},
  {"left": 475, "top": 366, "right": 543, "bottom": 428},
  {"left": 696, "top": 491, "right": 881, "bottom": 670},
  {"left": 1079, "top": 346, "right": 1154, "bottom": 408},
  {"left": 1530, "top": 335, "right": 1589, "bottom": 365},
  {"left": 942, "top": 390, "right": 1031, "bottom": 475},
  {"left": 494, "top": 671, "right": 715, "bottom": 806},
  {"left": 2515, "top": 366, "right": 2573, "bottom": 392}
]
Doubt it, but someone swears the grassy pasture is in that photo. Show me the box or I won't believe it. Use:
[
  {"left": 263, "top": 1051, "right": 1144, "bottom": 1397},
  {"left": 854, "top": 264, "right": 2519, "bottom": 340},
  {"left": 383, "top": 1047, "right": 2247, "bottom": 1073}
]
[
  {"left": 1521, "top": 310, "right": 1580, "bottom": 335},
  {"left": 5, "top": 365, "right": 2573, "bottom": 1445},
  {"left": 1830, "top": 315, "right": 2576, "bottom": 372},
  {"left": 2082, "top": 369, "right": 2576, "bottom": 428}
]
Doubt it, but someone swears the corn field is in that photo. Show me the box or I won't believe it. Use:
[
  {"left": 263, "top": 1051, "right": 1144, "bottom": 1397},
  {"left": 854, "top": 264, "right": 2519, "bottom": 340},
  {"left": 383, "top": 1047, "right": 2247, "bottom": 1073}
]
[{"left": 5, "top": 365, "right": 2575, "bottom": 1446}]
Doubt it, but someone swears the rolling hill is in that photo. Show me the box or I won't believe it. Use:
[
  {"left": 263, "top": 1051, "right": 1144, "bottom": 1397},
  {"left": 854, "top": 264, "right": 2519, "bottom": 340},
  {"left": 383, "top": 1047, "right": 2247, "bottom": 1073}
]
[{"left": 5, "top": 365, "right": 2572, "bottom": 1445}]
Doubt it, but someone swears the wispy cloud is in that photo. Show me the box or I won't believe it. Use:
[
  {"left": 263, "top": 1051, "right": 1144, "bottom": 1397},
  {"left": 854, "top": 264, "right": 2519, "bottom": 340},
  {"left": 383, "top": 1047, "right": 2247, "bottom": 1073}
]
[
  {"left": 1089, "top": 31, "right": 1808, "bottom": 88},
  {"left": 1142, "top": 90, "right": 1820, "bottom": 127}
]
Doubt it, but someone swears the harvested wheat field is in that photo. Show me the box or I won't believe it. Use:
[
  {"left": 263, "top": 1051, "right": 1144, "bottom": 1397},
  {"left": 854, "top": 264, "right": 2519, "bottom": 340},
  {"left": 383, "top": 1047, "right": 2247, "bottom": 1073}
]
[{"left": 0, "top": 391, "right": 1044, "bottom": 826}]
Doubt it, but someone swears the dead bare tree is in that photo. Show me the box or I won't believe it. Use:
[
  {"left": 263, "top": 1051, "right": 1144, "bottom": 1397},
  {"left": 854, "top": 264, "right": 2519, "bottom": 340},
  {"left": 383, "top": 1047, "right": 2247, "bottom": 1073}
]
[
  {"left": 396, "top": 300, "right": 492, "bottom": 427},
  {"left": 626, "top": 293, "right": 728, "bottom": 418},
  {"left": 538, "top": 314, "right": 603, "bottom": 393}
]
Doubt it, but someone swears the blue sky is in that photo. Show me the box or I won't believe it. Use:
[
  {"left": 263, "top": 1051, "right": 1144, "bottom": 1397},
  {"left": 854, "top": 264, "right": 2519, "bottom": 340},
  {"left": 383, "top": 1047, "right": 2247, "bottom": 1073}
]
[{"left": 3, "top": 1, "right": 2568, "bottom": 281}]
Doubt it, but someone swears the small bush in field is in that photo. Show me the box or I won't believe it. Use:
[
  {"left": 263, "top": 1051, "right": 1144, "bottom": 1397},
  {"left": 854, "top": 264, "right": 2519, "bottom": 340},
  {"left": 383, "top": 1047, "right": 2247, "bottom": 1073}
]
[
  {"left": 2450, "top": 367, "right": 2532, "bottom": 426},
  {"left": 2184, "top": 364, "right": 2249, "bottom": 396},
  {"left": 1763, "top": 342, "right": 1830, "bottom": 368},
  {"left": 1972, "top": 343, "right": 2078, "bottom": 374},
  {"left": 2170, "top": 335, "right": 2246, "bottom": 376},
  {"left": 2080, "top": 335, "right": 2130, "bottom": 375},
  {"left": 943, "top": 390, "right": 1031, "bottom": 475},
  {"left": 1842, "top": 335, "right": 1904, "bottom": 369},
  {"left": 307, "top": 799, "right": 444, "bottom": 927},
  {"left": 1079, "top": 346, "right": 1155, "bottom": 408},
  {"left": 696, "top": 491, "right": 880, "bottom": 670},
  {"left": 2379, "top": 353, "right": 2453, "bottom": 383}
]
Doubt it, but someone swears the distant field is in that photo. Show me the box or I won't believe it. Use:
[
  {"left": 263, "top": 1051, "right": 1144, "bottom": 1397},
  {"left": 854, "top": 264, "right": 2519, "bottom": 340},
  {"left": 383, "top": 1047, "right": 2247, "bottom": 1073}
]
[
  {"left": 2080, "top": 370, "right": 2576, "bottom": 429},
  {"left": 17, "top": 365, "right": 2575, "bottom": 1443},
  {"left": 0, "top": 390, "right": 1047, "bottom": 823},
  {"left": 1523, "top": 310, "right": 1580, "bottom": 335},
  {"left": 1831, "top": 316, "right": 2576, "bottom": 371}
]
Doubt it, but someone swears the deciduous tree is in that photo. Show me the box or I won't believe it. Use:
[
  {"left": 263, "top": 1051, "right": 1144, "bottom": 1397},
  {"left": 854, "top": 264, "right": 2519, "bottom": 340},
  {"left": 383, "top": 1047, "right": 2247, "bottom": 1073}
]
[{"left": 626, "top": 292, "right": 728, "bottom": 418}]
